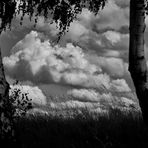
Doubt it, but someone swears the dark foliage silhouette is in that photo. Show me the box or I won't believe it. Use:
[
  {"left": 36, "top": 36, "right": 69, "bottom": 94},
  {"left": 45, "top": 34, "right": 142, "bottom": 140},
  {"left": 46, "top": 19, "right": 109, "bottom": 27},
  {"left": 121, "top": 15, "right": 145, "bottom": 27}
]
[{"left": 0, "top": 80, "right": 32, "bottom": 145}]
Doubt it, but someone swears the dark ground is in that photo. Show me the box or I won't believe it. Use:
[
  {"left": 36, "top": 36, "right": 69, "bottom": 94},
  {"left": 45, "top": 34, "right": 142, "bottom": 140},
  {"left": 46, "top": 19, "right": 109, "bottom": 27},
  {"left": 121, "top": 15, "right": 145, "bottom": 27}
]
[{"left": 5, "top": 108, "right": 147, "bottom": 148}]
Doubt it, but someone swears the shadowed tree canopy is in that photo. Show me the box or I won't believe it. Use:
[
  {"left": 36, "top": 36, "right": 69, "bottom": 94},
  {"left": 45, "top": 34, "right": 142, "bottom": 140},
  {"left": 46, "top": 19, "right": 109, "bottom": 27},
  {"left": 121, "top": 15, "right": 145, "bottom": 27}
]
[
  {"left": 0, "top": 0, "right": 107, "bottom": 38},
  {"left": 1, "top": 0, "right": 148, "bottom": 39}
]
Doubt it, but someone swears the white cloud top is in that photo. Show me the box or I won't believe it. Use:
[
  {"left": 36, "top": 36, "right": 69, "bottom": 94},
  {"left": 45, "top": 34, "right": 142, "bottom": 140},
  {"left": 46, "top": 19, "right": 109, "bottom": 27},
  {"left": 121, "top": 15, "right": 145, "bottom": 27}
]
[{"left": 4, "top": 31, "right": 131, "bottom": 95}]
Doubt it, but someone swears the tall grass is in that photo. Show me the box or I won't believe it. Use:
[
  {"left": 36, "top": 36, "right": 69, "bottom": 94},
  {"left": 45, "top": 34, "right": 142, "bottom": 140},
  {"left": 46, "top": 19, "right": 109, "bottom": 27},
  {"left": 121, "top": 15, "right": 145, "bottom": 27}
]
[{"left": 14, "top": 107, "right": 148, "bottom": 148}]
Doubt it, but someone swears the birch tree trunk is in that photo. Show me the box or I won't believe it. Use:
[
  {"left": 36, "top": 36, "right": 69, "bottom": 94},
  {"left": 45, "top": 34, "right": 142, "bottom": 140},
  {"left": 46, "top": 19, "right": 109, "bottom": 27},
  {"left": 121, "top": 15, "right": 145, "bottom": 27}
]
[
  {"left": 0, "top": 47, "right": 14, "bottom": 141},
  {"left": 0, "top": 2, "right": 15, "bottom": 142},
  {"left": 129, "top": 0, "right": 148, "bottom": 124}
]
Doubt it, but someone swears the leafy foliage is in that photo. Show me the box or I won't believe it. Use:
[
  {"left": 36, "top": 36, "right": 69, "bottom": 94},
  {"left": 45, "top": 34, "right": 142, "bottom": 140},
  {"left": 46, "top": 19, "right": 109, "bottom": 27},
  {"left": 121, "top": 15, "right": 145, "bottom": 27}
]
[
  {"left": 0, "top": 0, "right": 17, "bottom": 33},
  {"left": 0, "top": 0, "right": 107, "bottom": 39},
  {"left": 9, "top": 83, "right": 33, "bottom": 118},
  {"left": 2, "top": 0, "right": 148, "bottom": 40},
  {"left": 0, "top": 81, "right": 32, "bottom": 142}
]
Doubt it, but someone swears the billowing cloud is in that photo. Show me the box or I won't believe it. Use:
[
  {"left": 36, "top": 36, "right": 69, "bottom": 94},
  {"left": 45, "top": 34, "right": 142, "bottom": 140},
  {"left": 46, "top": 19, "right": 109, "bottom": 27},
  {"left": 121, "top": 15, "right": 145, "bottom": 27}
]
[
  {"left": 104, "top": 31, "right": 121, "bottom": 45},
  {"left": 49, "top": 100, "right": 99, "bottom": 110},
  {"left": 66, "top": 88, "right": 137, "bottom": 111},
  {"left": 103, "top": 31, "right": 129, "bottom": 46},
  {"left": 67, "top": 86, "right": 131, "bottom": 105},
  {"left": 3, "top": 31, "right": 99, "bottom": 82},
  {"left": 0, "top": 0, "right": 142, "bottom": 113},
  {"left": 3, "top": 31, "right": 131, "bottom": 95},
  {"left": 110, "top": 79, "right": 131, "bottom": 92},
  {"left": 10, "top": 84, "right": 47, "bottom": 106},
  {"left": 95, "top": 0, "right": 129, "bottom": 32},
  {"left": 87, "top": 54, "right": 128, "bottom": 77},
  {"left": 63, "top": 73, "right": 109, "bottom": 90},
  {"left": 120, "top": 97, "right": 136, "bottom": 108},
  {"left": 67, "top": 89, "right": 102, "bottom": 102},
  {"left": 62, "top": 21, "right": 89, "bottom": 42},
  {"left": 1, "top": 0, "right": 130, "bottom": 63},
  {"left": 1, "top": 31, "right": 98, "bottom": 86},
  {"left": 67, "top": 88, "right": 121, "bottom": 103},
  {"left": 49, "top": 90, "right": 137, "bottom": 111},
  {"left": 99, "top": 58, "right": 127, "bottom": 77}
]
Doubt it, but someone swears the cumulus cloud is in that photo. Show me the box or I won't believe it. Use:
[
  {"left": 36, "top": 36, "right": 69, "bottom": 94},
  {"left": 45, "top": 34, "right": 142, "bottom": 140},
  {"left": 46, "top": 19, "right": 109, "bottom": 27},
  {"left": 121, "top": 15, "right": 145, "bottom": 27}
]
[
  {"left": 13, "top": 9, "right": 90, "bottom": 43},
  {"left": 4, "top": 31, "right": 99, "bottom": 82},
  {"left": 3, "top": 31, "right": 99, "bottom": 80},
  {"left": 10, "top": 84, "right": 47, "bottom": 106},
  {"left": 74, "top": 27, "right": 129, "bottom": 61},
  {"left": 110, "top": 79, "right": 131, "bottom": 92},
  {"left": 3, "top": 31, "right": 131, "bottom": 95},
  {"left": 67, "top": 89, "right": 102, "bottom": 102},
  {"left": 114, "top": 0, "right": 130, "bottom": 8},
  {"left": 49, "top": 100, "right": 100, "bottom": 109},
  {"left": 87, "top": 54, "right": 128, "bottom": 77},
  {"left": 62, "top": 71, "right": 131, "bottom": 93},
  {"left": 94, "top": 0, "right": 129, "bottom": 32},
  {"left": 63, "top": 73, "right": 110, "bottom": 90},
  {"left": 0, "top": 0, "right": 140, "bottom": 112},
  {"left": 63, "top": 21, "right": 89, "bottom": 42},
  {"left": 70, "top": 0, "right": 129, "bottom": 61},
  {"left": 120, "top": 97, "right": 135, "bottom": 107},
  {"left": 104, "top": 31, "right": 121, "bottom": 45},
  {"left": 1, "top": 0, "right": 130, "bottom": 63},
  {"left": 67, "top": 85, "right": 131, "bottom": 105},
  {"left": 65, "top": 87, "right": 138, "bottom": 111},
  {"left": 49, "top": 90, "right": 138, "bottom": 112},
  {"left": 100, "top": 58, "right": 127, "bottom": 77},
  {"left": 67, "top": 88, "right": 126, "bottom": 103},
  {"left": 103, "top": 31, "right": 129, "bottom": 46}
]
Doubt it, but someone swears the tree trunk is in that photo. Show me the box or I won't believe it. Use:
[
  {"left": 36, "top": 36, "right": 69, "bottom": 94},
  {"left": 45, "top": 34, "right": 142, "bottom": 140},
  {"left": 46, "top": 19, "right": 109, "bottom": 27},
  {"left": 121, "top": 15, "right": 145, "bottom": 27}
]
[
  {"left": 0, "top": 47, "right": 14, "bottom": 141},
  {"left": 129, "top": 0, "right": 148, "bottom": 124}
]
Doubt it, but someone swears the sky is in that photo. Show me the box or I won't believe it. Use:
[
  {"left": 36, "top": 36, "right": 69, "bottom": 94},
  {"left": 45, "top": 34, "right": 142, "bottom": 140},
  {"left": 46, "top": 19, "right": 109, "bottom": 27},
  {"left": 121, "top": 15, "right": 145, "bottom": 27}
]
[{"left": 0, "top": 0, "right": 146, "bottom": 109}]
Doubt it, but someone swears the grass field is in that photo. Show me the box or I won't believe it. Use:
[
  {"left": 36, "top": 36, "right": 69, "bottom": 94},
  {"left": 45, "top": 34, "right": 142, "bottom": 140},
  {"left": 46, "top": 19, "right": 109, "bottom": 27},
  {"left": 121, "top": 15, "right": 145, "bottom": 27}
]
[{"left": 12, "top": 107, "right": 148, "bottom": 148}]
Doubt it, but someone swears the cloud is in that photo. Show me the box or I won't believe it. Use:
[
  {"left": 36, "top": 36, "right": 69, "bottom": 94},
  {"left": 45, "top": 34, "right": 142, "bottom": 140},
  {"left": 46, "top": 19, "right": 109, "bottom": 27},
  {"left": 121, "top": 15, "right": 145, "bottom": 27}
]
[
  {"left": 4, "top": 31, "right": 131, "bottom": 95},
  {"left": 49, "top": 90, "right": 138, "bottom": 111},
  {"left": 1, "top": 0, "right": 130, "bottom": 63},
  {"left": 67, "top": 83, "right": 131, "bottom": 104},
  {"left": 103, "top": 31, "right": 129, "bottom": 46},
  {"left": 65, "top": 87, "right": 138, "bottom": 111},
  {"left": 10, "top": 84, "right": 47, "bottom": 106},
  {"left": 63, "top": 72, "right": 111, "bottom": 90},
  {"left": 3, "top": 31, "right": 99, "bottom": 83},
  {"left": 73, "top": 28, "right": 129, "bottom": 62},
  {"left": 110, "top": 79, "right": 131, "bottom": 92},
  {"left": 104, "top": 31, "right": 121, "bottom": 44},
  {"left": 94, "top": 0, "right": 129, "bottom": 32},
  {"left": 27, "top": 108, "right": 48, "bottom": 115},
  {"left": 120, "top": 97, "right": 135, "bottom": 107},
  {"left": 11, "top": 9, "right": 90, "bottom": 44},
  {"left": 87, "top": 54, "right": 128, "bottom": 77},
  {"left": 67, "top": 89, "right": 102, "bottom": 102},
  {"left": 49, "top": 100, "right": 100, "bottom": 109},
  {"left": 103, "top": 31, "right": 129, "bottom": 54},
  {"left": 67, "top": 88, "right": 127, "bottom": 103},
  {"left": 99, "top": 58, "right": 127, "bottom": 77},
  {"left": 61, "top": 21, "right": 89, "bottom": 42},
  {"left": 62, "top": 71, "right": 131, "bottom": 93},
  {"left": 114, "top": 0, "right": 130, "bottom": 8},
  {"left": 59, "top": 2, "right": 129, "bottom": 56},
  {"left": 0, "top": 0, "right": 140, "bottom": 113}
]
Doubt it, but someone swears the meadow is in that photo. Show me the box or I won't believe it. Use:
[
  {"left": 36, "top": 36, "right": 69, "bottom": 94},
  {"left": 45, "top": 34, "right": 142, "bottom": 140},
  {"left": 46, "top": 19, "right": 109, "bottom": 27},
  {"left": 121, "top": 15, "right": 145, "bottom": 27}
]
[{"left": 12, "top": 107, "right": 148, "bottom": 148}]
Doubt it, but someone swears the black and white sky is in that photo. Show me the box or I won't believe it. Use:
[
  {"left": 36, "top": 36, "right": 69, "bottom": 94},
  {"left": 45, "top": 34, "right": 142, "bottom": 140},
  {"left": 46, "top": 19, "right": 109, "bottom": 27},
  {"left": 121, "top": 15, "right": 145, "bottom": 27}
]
[{"left": 0, "top": 0, "right": 147, "bottom": 108}]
